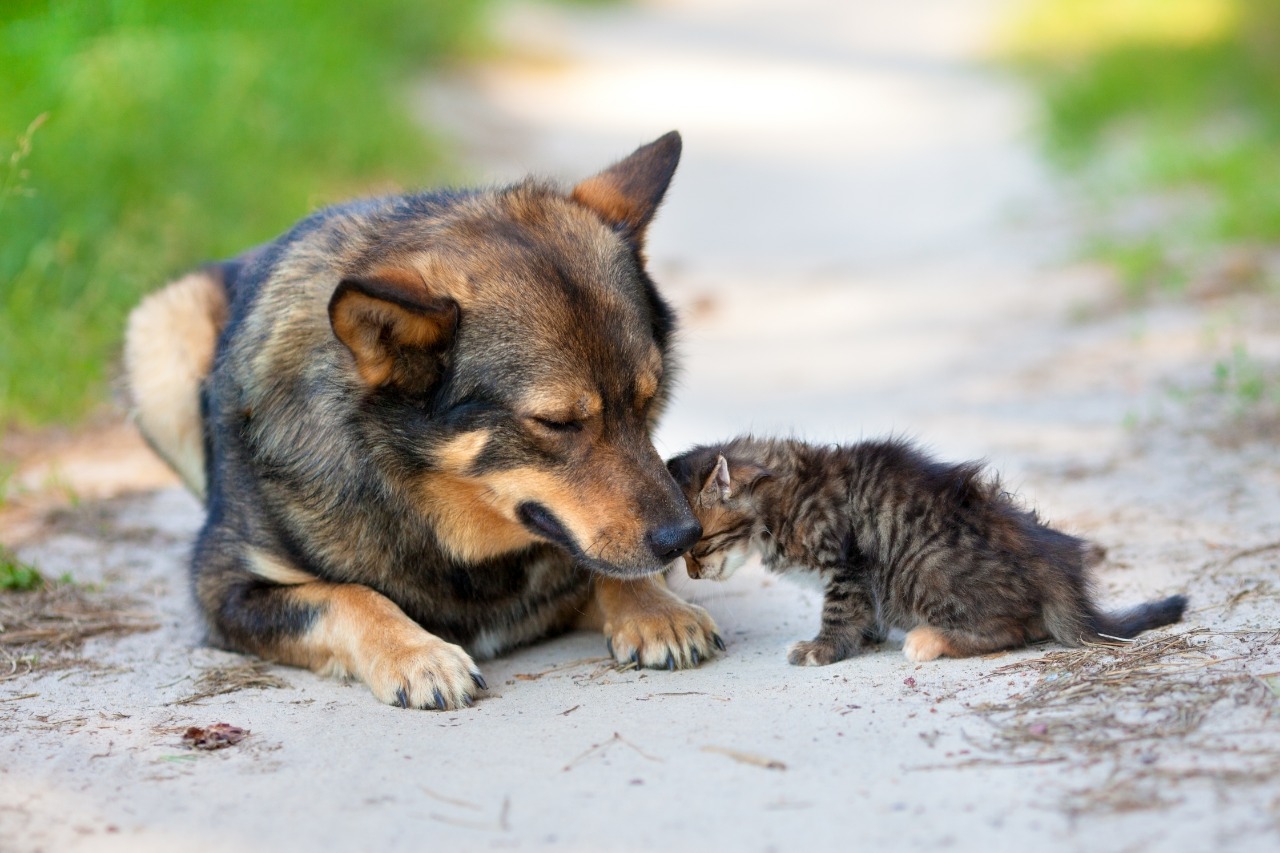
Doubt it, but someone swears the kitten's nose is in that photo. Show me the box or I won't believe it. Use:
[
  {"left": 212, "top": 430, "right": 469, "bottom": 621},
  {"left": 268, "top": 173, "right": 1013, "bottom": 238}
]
[
  {"left": 646, "top": 519, "right": 702, "bottom": 563},
  {"left": 684, "top": 554, "right": 703, "bottom": 580}
]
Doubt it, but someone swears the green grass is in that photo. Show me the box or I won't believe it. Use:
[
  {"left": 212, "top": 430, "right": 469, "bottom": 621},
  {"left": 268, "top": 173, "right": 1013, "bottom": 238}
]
[
  {"left": 1212, "top": 343, "right": 1276, "bottom": 411},
  {"left": 0, "top": 546, "right": 43, "bottom": 591},
  {"left": 1005, "top": 0, "right": 1280, "bottom": 296},
  {"left": 1, "top": 0, "right": 491, "bottom": 427}
]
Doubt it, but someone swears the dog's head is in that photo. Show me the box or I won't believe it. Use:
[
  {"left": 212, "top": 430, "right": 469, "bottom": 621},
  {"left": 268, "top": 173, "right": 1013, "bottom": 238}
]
[{"left": 327, "top": 132, "right": 700, "bottom": 576}]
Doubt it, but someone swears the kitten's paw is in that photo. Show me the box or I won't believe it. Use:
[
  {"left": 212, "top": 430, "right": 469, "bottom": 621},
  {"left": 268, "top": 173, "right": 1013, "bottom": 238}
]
[
  {"left": 606, "top": 600, "right": 722, "bottom": 670},
  {"left": 902, "top": 626, "right": 953, "bottom": 662},
  {"left": 787, "top": 638, "right": 853, "bottom": 666},
  {"left": 363, "top": 636, "right": 486, "bottom": 710}
]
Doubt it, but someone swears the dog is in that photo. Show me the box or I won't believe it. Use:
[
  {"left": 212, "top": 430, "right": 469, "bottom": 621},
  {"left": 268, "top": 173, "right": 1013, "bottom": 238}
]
[{"left": 123, "top": 132, "right": 722, "bottom": 710}]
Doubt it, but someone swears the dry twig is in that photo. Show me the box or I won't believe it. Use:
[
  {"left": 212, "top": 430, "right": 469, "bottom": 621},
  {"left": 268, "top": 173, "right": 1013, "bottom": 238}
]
[
  {"left": 701, "top": 745, "right": 787, "bottom": 770},
  {"left": 513, "top": 657, "right": 612, "bottom": 681},
  {"left": 170, "top": 660, "right": 291, "bottom": 705},
  {"left": 0, "top": 583, "right": 157, "bottom": 680},
  {"left": 562, "top": 732, "right": 660, "bottom": 772}
]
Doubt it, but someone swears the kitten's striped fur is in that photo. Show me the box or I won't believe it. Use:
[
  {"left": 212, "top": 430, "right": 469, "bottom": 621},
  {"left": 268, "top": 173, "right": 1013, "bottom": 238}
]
[{"left": 668, "top": 437, "right": 1186, "bottom": 665}]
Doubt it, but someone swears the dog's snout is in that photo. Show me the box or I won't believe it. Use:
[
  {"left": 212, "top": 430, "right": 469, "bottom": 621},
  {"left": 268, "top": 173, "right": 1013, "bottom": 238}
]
[{"left": 647, "top": 518, "right": 702, "bottom": 563}]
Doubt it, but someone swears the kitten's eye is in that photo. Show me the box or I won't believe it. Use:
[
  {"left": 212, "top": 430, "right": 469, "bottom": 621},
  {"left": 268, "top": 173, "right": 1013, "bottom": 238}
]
[{"left": 532, "top": 416, "right": 583, "bottom": 434}]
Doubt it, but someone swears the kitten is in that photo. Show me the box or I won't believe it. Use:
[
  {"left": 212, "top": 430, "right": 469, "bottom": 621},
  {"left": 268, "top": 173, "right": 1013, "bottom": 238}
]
[{"left": 667, "top": 437, "right": 1187, "bottom": 665}]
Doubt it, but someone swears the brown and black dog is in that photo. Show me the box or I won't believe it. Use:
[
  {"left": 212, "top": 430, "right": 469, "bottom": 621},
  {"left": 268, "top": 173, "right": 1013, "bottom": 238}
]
[{"left": 123, "top": 132, "right": 722, "bottom": 710}]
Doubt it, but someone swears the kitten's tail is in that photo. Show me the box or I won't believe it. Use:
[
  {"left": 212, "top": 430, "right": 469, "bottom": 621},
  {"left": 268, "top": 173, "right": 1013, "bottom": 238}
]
[
  {"left": 1037, "top": 533, "right": 1187, "bottom": 646},
  {"left": 1089, "top": 595, "right": 1189, "bottom": 641}
]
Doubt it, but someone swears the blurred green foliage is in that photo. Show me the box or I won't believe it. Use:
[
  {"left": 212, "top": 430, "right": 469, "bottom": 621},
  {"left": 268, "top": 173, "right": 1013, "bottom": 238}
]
[
  {"left": 1213, "top": 343, "right": 1274, "bottom": 411},
  {"left": 1006, "top": 0, "right": 1280, "bottom": 295},
  {"left": 1, "top": 0, "right": 489, "bottom": 426},
  {"left": 0, "top": 545, "right": 43, "bottom": 591}
]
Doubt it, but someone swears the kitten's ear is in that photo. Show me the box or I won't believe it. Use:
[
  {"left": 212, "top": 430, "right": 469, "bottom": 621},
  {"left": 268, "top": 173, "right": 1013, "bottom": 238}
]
[{"left": 700, "top": 454, "right": 733, "bottom": 502}]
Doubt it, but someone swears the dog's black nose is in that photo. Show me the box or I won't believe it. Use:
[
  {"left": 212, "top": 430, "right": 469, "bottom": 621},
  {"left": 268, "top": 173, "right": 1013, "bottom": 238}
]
[{"left": 647, "top": 519, "right": 703, "bottom": 563}]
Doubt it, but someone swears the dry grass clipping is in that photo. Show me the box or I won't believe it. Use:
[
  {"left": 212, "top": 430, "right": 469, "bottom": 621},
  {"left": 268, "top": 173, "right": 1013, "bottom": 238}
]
[
  {"left": 962, "top": 628, "right": 1280, "bottom": 815},
  {"left": 0, "top": 582, "right": 158, "bottom": 681},
  {"left": 701, "top": 745, "right": 787, "bottom": 771},
  {"left": 171, "top": 660, "right": 291, "bottom": 705}
]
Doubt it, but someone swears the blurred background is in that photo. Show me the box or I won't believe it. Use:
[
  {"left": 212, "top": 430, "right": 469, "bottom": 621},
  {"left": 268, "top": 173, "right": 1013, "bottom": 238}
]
[
  {"left": 0, "top": 0, "right": 492, "bottom": 429},
  {"left": 1, "top": 0, "right": 1277, "bottom": 461}
]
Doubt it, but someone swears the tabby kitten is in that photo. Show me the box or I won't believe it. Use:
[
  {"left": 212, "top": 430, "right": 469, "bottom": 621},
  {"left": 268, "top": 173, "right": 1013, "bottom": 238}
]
[{"left": 667, "top": 437, "right": 1186, "bottom": 666}]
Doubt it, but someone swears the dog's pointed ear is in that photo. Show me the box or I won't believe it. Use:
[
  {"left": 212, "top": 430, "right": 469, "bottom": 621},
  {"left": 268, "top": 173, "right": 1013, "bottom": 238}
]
[
  {"left": 571, "top": 131, "right": 681, "bottom": 243},
  {"left": 329, "top": 275, "right": 459, "bottom": 389}
]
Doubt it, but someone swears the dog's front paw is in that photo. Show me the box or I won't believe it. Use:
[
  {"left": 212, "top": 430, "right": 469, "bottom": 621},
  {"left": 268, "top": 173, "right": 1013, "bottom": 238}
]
[
  {"left": 607, "top": 599, "right": 723, "bottom": 670},
  {"left": 787, "top": 637, "right": 858, "bottom": 667},
  {"left": 365, "top": 636, "right": 487, "bottom": 710}
]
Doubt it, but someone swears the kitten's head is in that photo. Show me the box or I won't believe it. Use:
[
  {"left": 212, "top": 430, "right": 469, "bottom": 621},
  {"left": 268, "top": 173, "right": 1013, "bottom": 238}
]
[{"left": 666, "top": 445, "right": 772, "bottom": 581}]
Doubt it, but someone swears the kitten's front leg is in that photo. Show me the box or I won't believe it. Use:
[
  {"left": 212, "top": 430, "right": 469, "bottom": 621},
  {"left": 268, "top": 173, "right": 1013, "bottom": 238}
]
[{"left": 787, "top": 576, "right": 875, "bottom": 666}]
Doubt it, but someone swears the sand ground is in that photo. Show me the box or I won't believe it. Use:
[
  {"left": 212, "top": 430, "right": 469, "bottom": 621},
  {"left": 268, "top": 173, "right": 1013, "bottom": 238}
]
[{"left": 3, "top": 1, "right": 1279, "bottom": 850}]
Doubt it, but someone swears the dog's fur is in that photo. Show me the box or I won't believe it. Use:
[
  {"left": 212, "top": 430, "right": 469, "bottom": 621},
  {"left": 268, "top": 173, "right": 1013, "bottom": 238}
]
[{"left": 124, "top": 133, "right": 721, "bottom": 709}]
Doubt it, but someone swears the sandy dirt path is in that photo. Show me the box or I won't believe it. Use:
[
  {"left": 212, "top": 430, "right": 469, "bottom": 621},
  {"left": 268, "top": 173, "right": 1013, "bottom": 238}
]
[{"left": 3, "top": 1, "right": 1279, "bottom": 850}]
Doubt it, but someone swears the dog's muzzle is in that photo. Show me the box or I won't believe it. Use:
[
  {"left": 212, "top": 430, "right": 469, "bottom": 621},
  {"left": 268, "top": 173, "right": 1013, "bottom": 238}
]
[{"left": 645, "top": 518, "right": 702, "bottom": 563}]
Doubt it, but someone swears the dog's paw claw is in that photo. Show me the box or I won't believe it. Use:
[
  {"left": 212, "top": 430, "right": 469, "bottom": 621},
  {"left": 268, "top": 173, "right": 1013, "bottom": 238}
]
[
  {"left": 713, "top": 633, "right": 726, "bottom": 652},
  {"left": 471, "top": 671, "right": 488, "bottom": 691},
  {"left": 606, "top": 598, "right": 720, "bottom": 670},
  {"left": 368, "top": 636, "right": 479, "bottom": 711}
]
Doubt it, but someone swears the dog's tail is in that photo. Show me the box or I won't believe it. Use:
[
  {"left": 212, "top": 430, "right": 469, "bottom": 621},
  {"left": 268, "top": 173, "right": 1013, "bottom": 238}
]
[{"left": 123, "top": 264, "right": 232, "bottom": 500}]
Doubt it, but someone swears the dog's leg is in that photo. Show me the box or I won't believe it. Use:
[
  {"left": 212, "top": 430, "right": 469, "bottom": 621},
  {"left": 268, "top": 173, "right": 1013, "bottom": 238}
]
[
  {"left": 582, "top": 574, "right": 722, "bottom": 669},
  {"left": 198, "top": 549, "right": 485, "bottom": 710}
]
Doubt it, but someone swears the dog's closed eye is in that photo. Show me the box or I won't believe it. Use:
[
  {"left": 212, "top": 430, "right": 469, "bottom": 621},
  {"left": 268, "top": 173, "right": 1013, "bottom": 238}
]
[{"left": 531, "top": 416, "right": 583, "bottom": 434}]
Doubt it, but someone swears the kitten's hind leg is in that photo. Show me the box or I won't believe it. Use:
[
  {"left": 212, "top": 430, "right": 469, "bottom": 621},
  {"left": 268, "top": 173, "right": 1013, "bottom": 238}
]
[
  {"left": 902, "top": 626, "right": 954, "bottom": 662},
  {"left": 903, "top": 620, "right": 1032, "bottom": 662},
  {"left": 787, "top": 577, "right": 875, "bottom": 666}
]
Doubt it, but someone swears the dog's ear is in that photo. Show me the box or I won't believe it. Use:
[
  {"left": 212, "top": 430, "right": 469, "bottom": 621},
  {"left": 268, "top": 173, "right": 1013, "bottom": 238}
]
[
  {"left": 329, "top": 275, "right": 458, "bottom": 390},
  {"left": 571, "top": 130, "right": 681, "bottom": 244}
]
